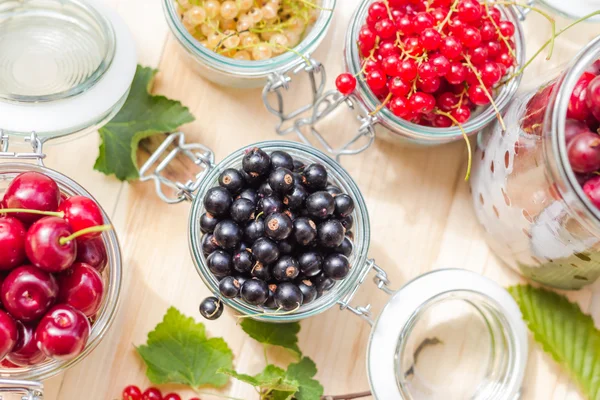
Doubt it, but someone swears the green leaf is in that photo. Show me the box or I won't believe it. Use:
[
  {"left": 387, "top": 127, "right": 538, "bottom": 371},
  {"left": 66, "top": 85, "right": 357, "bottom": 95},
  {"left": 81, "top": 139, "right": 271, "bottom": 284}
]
[
  {"left": 509, "top": 285, "right": 600, "bottom": 399},
  {"left": 240, "top": 319, "right": 302, "bottom": 357},
  {"left": 286, "top": 358, "right": 323, "bottom": 400},
  {"left": 219, "top": 365, "right": 299, "bottom": 393},
  {"left": 136, "top": 307, "right": 233, "bottom": 389},
  {"left": 94, "top": 65, "right": 195, "bottom": 181}
]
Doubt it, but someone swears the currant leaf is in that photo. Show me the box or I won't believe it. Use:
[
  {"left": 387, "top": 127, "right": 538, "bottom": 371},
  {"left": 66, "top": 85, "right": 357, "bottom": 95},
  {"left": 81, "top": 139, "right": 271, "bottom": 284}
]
[{"left": 240, "top": 319, "right": 302, "bottom": 357}]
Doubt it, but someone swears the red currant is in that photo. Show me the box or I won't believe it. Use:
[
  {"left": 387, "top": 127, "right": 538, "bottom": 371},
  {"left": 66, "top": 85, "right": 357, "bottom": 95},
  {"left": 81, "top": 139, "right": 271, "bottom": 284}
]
[
  {"left": 398, "top": 59, "right": 418, "bottom": 81},
  {"left": 467, "top": 46, "right": 489, "bottom": 65},
  {"left": 142, "top": 388, "right": 163, "bottom": 400},
  {"left": 417, "top": 61, "right": 436, "bottom": 80},
  {"left": 366, "top": 69, "right": 387, "bottom": 91},
  {"left": 163, "top": 394, "right": 181, "bottom": 400},
  {"left": 409, "top": 92, "right": 436, "bottom": 114},
  {"left": 480, "top": 21, "right": 497, "bottom": 41},
  {"left": 368, "top": 2, "right": 388, "bottom": 22},
  {"left": 457, "top": 0, "right": 483, "bottom": 22},
  {"left": 417, "top": 76, "right": 441, "bottom": 93},
  {"left": 431, "top": 7, "right": 448, "bottom": 25},
  {"left": 430, "top": 54, "right": 450, "bottom": 77},
  {"left": 374, "top": 19, "right": 397, "bottom": 39},
  {"left": 445, "top": 62, "right": 467, "bottom": 84},
  {"left": 496, "top": 52, "right": 515, "bottom": 69},
  {"left": 433, "top": 114, "right": 453, "bottom": 127},
  {"left": 480, "top": 62, "right": 502, "bottom": 87},
  {"left": 403, "top": 36, "right": 424, "bottom": 56},
  {"left": 382, "top": 55, "right": 401, "bottom": 77},
  {"left": 123, "top": 386, "right": 143, "bottom": 400},
  {"left": 397, "top": 15, "right": 413, "bottom": 35},
  {"left": 413, "top": 12, "right": 434, "bottom": 31},
  {"left": 363, "top": 58, "right": 381, "bottom": 73},
  {"left": 440, "top": 36, "right": 463, "bottom": 60},
  {"left": 377, "top": 40, "right": 400, "bottom": 58},
  {"left": 335, "top": 73, "right": 357, "bottom": 95},
  {"left": 388, "top": 77, "right": 410, "bottom": 97},
  {"left": 485, "top": 6, "right": 501, "bottom": 23},
  {"left": 358, "top": 26, "right": 377, "bottom": 51},
  {"left": 468, "top": 84, "right": 491, "bottom": 106},
  {"left": 498, "top": 20, "right": 515, "bottom": 37},
  {"left": 437, "top": 92, "right": 459, "bottom": 111},
  {"left": 460, "top": 26, "right": 482, "bottom": 48},
  {"left": 486, "top": 40, "right": 502, "bottom": 57},
  {"left": 420, "top": 28, "right": 441, "bottom": 51},
  {"left": 389, "top": 96, "right": 409, "bottom": 118},
  {"left": 452, "top": 105, "right": 471, "bottom": 123}
]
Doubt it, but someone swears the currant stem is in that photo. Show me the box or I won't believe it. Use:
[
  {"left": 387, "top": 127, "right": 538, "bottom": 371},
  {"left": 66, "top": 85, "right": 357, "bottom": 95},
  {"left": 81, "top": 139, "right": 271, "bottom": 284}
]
[
  {"left": 59, "top": 225, "right": 112, "bottom": 245},
  {"left": 321, "top": 391, "right": 372, "bottom": 400},
  {"left": 484, "top": 3, "right": 516, "bottom": 59},
  {"left": 370, "top": 92, "right": 393, "bottom": 115},
  {"left": 0, "top": 208, "right": 64, "bottom": 218},
  {"left": 436, "top": 110, "right": 472, "bottom": 181}
]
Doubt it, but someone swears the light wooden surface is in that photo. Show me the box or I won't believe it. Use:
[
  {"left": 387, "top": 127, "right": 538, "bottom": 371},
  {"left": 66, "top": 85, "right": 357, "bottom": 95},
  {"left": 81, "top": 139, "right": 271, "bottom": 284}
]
[{"left": 36, "top": 2, "right": 600, "bottom": 399}]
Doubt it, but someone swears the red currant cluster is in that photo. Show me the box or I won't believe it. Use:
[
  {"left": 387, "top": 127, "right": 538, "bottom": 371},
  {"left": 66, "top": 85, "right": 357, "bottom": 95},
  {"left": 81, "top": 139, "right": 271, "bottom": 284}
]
[
  {"left": 335, "top": 0, "right": 517, "bottom": 127},
  {"left": 122, "top": 385, "right": 200, "bottom": 400},
  {"left": 0, "top": 172, "right": 109, "bottom": 366}
]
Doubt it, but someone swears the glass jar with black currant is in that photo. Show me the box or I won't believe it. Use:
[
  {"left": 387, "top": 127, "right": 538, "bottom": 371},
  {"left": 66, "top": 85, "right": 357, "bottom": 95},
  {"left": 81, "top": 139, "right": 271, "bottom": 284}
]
[{"left": 471, "top": 36, "right": 600, "bottom": 289}]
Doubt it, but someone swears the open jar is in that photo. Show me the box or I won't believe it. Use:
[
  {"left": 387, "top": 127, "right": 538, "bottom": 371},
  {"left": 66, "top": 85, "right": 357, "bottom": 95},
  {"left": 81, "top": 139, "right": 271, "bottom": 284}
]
[
  {"left": 0, "top": 0, "right": 136, "bottom": 396},
  {"left": 471, "top": 36, "right": 600, "bottom": 290},
  {"left": 142, "top": 133, "right": 530, "bottom": 399}
]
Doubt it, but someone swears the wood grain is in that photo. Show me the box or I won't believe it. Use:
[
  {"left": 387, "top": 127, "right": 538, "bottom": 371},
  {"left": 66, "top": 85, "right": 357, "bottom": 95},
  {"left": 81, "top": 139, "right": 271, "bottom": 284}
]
[{"left": 37, "top": 1, "right": 600, "bottom": 399}]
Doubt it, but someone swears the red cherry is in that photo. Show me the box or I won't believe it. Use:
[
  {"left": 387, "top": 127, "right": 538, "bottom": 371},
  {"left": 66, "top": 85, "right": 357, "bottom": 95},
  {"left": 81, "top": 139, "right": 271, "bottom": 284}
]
[
  {"left": 58, "top": 262, "right": 104, "bottom": 317},
  {"left": 25, "top": 217, "right": 76, "bottom": 273},
  {"left": 567, "top": 131, "right": 600, "bottom": 173},
  {"left": 388, "top": 77, "right": 410, "bottom": 97},
  {"left": 35, "top": 304, "right": 90, "bottom": 360},
  {"left": 366, "top": 69, "right": 387, "bottom": 91},
  {"left": 457, "top": 0, "right": 483, "bottom": 22},
  {"left": 123, "top": 386, "right": 143, "bottom": 400},
  {"left": 163, "top": 394, "right": 181, "bottom": 400},
  {"left": 58, "top": 196, "right": 104, "bottom": 241},
  {"left": 0, "top": 310, "right": 17, "bottom": 360},
  {"left": 2, "top": 172, "right": 61, "bottom": 224},
  {"left": 409, "top": 92, "right": 436, "bottom": 114},
  {"left": 0, "top": 217, "right": 26, "bottom": 271},
  {"left": 567, "top": 72, "right": 595, "bottom": 121},
  {"left": 440, "top": 36, "right": 463, "bottom": 60},
  {"left": 583, "top": 176, "right": 600, "bottom": 209},
  {"left": 468, "top": 85, "right": 491, "bottom": 105},
  {"left": 335, "top": 73, "right": 357, "bottom": 96},
  {"left": 142, "top": 388, "right": 163, "bottom": 400},
  {"left": 565, "top": 119, "right": 592, "bottom": 144},
  {"left": 2, "top": 265, "right": 58, "bottom": 322},
  {"left": 389, "top": 96, "right": 410, "bottom": 118},
  {"left": 585, "top": 75, "right": 600, "bottom": 121},
  {"left": 7, "top": 321, "right": 45, "bottom": 366},
  {"left": 76, "top": 236, "right": 108, "bottom": 273}
]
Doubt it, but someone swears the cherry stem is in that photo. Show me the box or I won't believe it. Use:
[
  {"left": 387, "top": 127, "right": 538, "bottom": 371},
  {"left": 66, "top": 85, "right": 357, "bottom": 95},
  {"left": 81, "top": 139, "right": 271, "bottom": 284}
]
[
  {"left": 0, "top": 208, "right": 64, "bottom": 218},
  {"left": 436, "top": 110, "right": 472, "bottom": 181},
  {"left": 321, "top": 391, "right": 372, "bottom": 400},
  {"left": 59, "top": 224, "right": 112, "bottom": 245}
]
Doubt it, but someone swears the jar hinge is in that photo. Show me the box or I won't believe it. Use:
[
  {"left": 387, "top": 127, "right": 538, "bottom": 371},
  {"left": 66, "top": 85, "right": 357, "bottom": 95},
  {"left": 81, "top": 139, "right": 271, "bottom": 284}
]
[
  {"left": 514, "top": 0, "right": 535, "bottom": 21},
  {"left": 139, "top": 131, "right": 215, "bottom": 204},
  {"left": 263, "top": 57, "right": 327, "bottom": 136},
  {"left": 293, "top": 91, "right": 377, "bottom": 161},
  {"left": 0, "top": 131, "right": 47, "bottom": 166},
  {"left": 337, "top": 259, "right": 393, "bottom": 326},
  {"left": 0, "top": 379, "right": 43, "bottom": 400}
]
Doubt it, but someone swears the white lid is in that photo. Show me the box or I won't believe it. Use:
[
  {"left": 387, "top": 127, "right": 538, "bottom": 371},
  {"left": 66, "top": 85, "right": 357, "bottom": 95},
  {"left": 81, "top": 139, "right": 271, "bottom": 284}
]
[
  {"left": 367, "top": 269, "right": 528, "bottom": 400},
  {"left": 0, "top": 0, "right": 136, "bottom": 138}
]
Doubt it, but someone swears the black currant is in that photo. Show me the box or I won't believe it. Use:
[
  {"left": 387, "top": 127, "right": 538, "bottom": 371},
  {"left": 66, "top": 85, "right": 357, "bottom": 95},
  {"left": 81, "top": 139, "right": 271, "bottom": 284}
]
[
  {"left": 334, "top": 194, "right": 355, "bottom": 217},
  {"left": 283, "top": 185, "right": 308, "bottom": 210},
  {"left": 293, "top": 217, "right": 317, "bottom": 246},
  {"left": 235, "top": 275, "right": 248, "bottom": 288},
  {"left": 292, "top": 172, "right": 304, "bottom": 186},
  {"left": 214, "top": 220, "right": 242, "bottom": 249},
  {"left": 238, "top": 188, "right": 258, "bottom": 205},
  {"left": 334, "top": 237, "right": 354, "bottom": 257},
  {"left": 346, "top": 231, "right": 354, "bottom": 241},
  {"left": 240, "top": 169, "right": 263, "bottom": 187},
  {"left": 293, "top": 159, "right": 306, "bottom": 172},
  {"left": 230, "top": 198, "right": 255, "bottom": 224},
  {"left": 219, "top": 276, "right": 241, "bottom": 298},
  {"left": 241, "top": 279, "right": 269, "bottom": 306},
  {"left": 235, "top": 241, "right": 249, "bottom": 253},
  {"left": 298, "top": 251, "right": 323, "bottom": 277},
  {"left": 313, "top": 273, "right": 335, "bottom": 295},
  {"left": 204, "top": 187, "right": 232, "bottom": 217},
  {"left": 200, "top": 212, "right": 219, "bottom": 233},
  {"left": 274, "top": 283, "right": 303, "bottom": 311},
  {"left": 201, "top": 233, "right": 220, "bottom": 255},
  {"left": 297, "top": 280, "right": 317, "bottom": 304},
  {"left": 207, "top": 250, "right": 232, "bottom": 277},
  {"left": 258, "top": 182, "right": 275, "bottom": 198},
  {"left": 199, "top": 296, "right": 223, "bottom": 320},
  {"left": 325, "top": 185, "right": 342, "bottom": 197},
  {"left": 302, "top": 163, "right": 328, "bottom": 191},
  {"left": 317, "top": 219, "right": 345, "bottom": 248},
  {"left": 277, "top": 237, "right": 296, "bottom": 255},
  {"left": 268, "top": 168, "right": 294, "bottom": 194},
  {"left": 219, "top": 168, "right": 245, "bottom": 194},
  {"left": 252, "top": 237, "right": 280, "bottom": 264},
  {"left": 243, "top": 147, "right": 271, "bottom": 177},
  {"left": 270, "top": 150, "right": 294, "bottom": 170},
  {"left": 305, "top": 191, "right": 335, "bottom": 219},
  {"left": 284, "top": 209, "right": 297, "bottom": 221},
  {"left": 233, "top": 249, "right": 254, "bottom": 273},
  {"left": 272, "top": 256, "right": 300, "bottom": 282},
  {"left": 264, "top": 283, "right": 278, "bottom": 309},
  {"left": 244, "top": 219, "right": 265, "bottom": 242},
  {"left": 265, "top": 212, "right": 293, "bottom": 241},
  {"left": 258, "top": 196, "right": 284, "bottom": 215},
  {"left": 251, "top": 262, "right": 272, "bottom": 281},
  {"left": 323, "top": 253, "right": 350, "bottom": 280},
  {"left": 340, "top": 214, "right": 354, "bottom": 231}
]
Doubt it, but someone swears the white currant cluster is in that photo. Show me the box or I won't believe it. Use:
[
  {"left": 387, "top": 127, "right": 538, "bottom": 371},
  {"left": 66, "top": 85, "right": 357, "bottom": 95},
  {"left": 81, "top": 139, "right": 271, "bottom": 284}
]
[{"left": 177, "top": 0, "right": 322, "bottom": 61}]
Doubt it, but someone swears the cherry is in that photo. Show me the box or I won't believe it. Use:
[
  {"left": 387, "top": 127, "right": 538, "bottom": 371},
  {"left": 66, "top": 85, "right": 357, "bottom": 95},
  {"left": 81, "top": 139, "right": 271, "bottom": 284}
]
[
  {"left": 565, "top": 119, "right": 591, "bottom": 144},
  {"left": 142, "top": 388, "right": 163, "bottom": 400},
  {"left": 2, "top": 265, "right": 58, "bottom": 321},
  {"left": 335, "top": 73, "right": 357, "bottom": 96},
  {"left": 568, "top": 72, "right": 595, "bottom": 121},
  {"left": 567, "top": 131, "right": 600, "bottom": 173},
  {"left": 583, "top": 176, "right": 600, "bottom": 209},
  {"left": 2, "top": 172, "right": 61, "bottom": 224},
  {"left": 123, "top": 386, "right": 143, "bottom": 400},
  {"left": 25, "top": 217, "right": 76, "bottom": 273},
  {"left": 0, "top": 216, "right": 26, "bottom": 271},
  {"left": 7, "top": 321, "right": 45, "bottom": 366},
  {"left": 76, "top": 236, "right": 108, "bottom": 273},
  {"left": 58, "top": 196, "right": 104, "bottom": 241},
  {"left": 35, "top": 304, "right": 90, "bottom": 360},
  {"left": 58, "top": 262, "right": 104, "bottom": 317},
  {"left": 586, "top": 75, "right": 600, "bottom": 121},
  {"left": 0, "top": 310, "right": 17, "bottom": 360}
]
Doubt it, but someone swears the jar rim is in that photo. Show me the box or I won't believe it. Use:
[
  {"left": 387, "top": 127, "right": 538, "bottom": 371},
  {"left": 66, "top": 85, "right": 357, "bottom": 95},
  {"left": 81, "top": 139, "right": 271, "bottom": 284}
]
[
  {"left": 344, "top": 2, "right": 526, "bottom": 143},
  {"left": 163, "top": 0, "right": 336, "bottom": 78},
  {"left": 188, "top": 140, "right": 371, "bottom": 322},
  {"left": 0, "top": 163, "right": 122, "bottom": 381}
]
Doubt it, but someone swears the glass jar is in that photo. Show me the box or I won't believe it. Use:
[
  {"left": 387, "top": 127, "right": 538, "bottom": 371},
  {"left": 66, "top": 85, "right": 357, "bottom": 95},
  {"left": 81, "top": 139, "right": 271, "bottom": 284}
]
[
  {"left": 0, "top": 0, "right": 135, "bottom": 396},
  {"left": 471, "top": 36, "right": 600, "bottom": 290},
  {"left": 143, "top": 133, "right": 529, "bottom": 398}
]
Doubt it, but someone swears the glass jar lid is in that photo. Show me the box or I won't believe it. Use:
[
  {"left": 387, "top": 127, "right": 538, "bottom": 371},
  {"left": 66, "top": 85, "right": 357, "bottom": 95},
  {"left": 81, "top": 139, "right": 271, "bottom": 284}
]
[
  {"left": 367, "top": 269, "right": 528, "bottom": 400},
  {"left": 0, "top": 0, "right": 136, "bottom": 139}
]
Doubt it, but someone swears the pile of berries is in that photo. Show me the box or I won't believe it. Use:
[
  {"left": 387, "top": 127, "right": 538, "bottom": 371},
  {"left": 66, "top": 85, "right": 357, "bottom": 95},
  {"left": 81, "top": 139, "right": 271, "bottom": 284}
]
[
  {"left": 0, "top": 172, "right": 108, "bottom": 366},
  {"left": 198, "top": 147, "right": 355, "bottom": 319},
  {"left": 176, "top": 0, "right": 320, "bottom": 61},
  {"left": 122, "top": 385, "right": 199, "bottom": 400},
  {"left": 335, "top": 0, "right": 517, "bottom": 127}
]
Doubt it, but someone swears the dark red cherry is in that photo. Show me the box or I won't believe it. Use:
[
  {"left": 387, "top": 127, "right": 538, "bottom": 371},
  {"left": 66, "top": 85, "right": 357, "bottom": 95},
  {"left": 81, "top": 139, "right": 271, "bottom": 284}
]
[
  {"left": 1, "top": 265, "right": 58, "bottom": 322},
  {"left": 58, "top": 196, "right": 104, "bottom": 241},
  {"left": 2, "top": 172, "right": 60, "bottom": 224},
  {"left": 0, "top": 217, "right": 27, "bottom": 271},
  {"left": 58, "top": 263, "right": 104, "bottom": 317},
  {"left": 76, "top": 237, "right": 108, "bottom": 273},
  {"left": 7, "top": 321, "right": 46, "bottom": 366},
  {"left": 35, "top": 304, "right": 90, "bottom": 360},
  {"left": 0, "top": 310, "right": 17, "bottom": 360},
  {"left": 25, "top": 217, "right": 76, "bottom": 273}
]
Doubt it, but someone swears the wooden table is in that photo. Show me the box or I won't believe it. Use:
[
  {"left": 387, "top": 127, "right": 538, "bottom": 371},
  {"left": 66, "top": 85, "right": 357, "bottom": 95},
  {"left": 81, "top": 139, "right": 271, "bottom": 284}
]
[{"left": 38, "top": 1, "right": 600, "bottom": 399}]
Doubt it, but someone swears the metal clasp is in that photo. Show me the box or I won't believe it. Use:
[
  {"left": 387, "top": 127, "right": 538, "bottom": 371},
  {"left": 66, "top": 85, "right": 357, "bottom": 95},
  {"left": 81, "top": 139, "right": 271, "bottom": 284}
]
[
  {"left": 139, "top": 132, "right": 214, "bottom": 204},
  {"left": 0, "top": 379, "right": 43, "bottom": 400},
  {"left": 263, "top": 57, "right": 327, "bottom": 136},
  {"left": 338, "top": 259, "right": 394, "bottom": 326},
  {"left": 0, "top": 131, "right": 46, "bottom": 166},
  {"left": 293, "top": 90, "right": 377, "bottom": 161}
]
